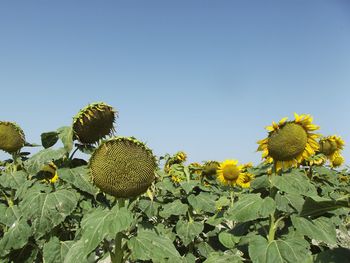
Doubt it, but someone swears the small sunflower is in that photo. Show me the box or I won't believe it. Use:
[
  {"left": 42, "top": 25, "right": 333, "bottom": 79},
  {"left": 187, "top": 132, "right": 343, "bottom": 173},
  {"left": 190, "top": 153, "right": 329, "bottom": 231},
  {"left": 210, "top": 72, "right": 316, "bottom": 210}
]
[
  {"left": 37, "top": 162, "right": 59, "bottom": 184},
  {"left": 304, "top": 153, "right": 327, "bottom": 166},
  {"left": 201, "top": 160, "right": 220, "bottom": 178},
  {"left": 236, "top": 173, "right": 254, "bottom": 188},
  {"left": 257, "top": 113, "right": 320, "bottom": 172},
  {"left": 188, "top": 162, "right": 202, "bottom": 177},
  {"left": 318, "top": 135, "right": 345, "bottom": 167},
  {"left": 339, "top": 175, "right": 349, "bottom": 184},
  {"left": 217, "top": 160, "right": 244, "bottom": 187},
  {"left": 164, "top": 151, "right": 187, "bottom": 172}
]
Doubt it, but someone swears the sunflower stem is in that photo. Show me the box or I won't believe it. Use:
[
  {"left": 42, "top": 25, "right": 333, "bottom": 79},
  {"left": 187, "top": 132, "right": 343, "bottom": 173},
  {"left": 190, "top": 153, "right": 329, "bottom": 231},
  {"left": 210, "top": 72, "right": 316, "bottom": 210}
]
[
  {"left": 230, "top": 189, "right": 235, "bottom": 207},
  {"left": 69, "top": 147, "right": 79, "bottom": 160},
  {"left": 111, "top": 198, "right": 126, "bottom": 263}
]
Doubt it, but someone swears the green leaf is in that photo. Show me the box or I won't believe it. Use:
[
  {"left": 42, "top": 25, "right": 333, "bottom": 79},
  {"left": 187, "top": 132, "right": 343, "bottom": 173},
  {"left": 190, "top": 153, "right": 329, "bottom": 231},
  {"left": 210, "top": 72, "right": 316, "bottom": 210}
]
[
  {"left": 180, "top": 181, "right": 199, "bottom": 194},
  {"left": 57, "top": 126, "right": 74, "bottom": 153},
  {"left": 138, "top": 199, "right": 160, "bottom": 218},
  {"left": 204, "top": 251, "right": 243, "bottom": 263},
  {"left": 43, "top": 237, "right": 72, "bottom": 263},
  {"left": 188, "top": 192, "right": 216, "bottom": 213},
  {"left": 291, "top": 215, "right": 337, "bottom": 245},
  {"left": 314, "top": 247, "right": 350, "bottom": 263},
  {"left": 41, "top": 131, "right": 59, "bottom": 148},
  {"left": 251, "top": 174, "right": 270, "bottom": 190},
  {"left": 26, "top": 148, "right": 67, "bottom": 174},
  {"left": 0, "top": 204, "right": 21, "bottom": 227},
  {"left": 300, "top": 196, "right": 350, "bottom": 217},
  {"left": 249, "top": 236, "right": 311, "bottom": 263},
  {"left": 197, "top": 242, "right": 215, "bottom": 258},
  {"left": 0, "top": 170, "right": 28, "bottom": 190},
  {"left": 79, "top": 205, "right": 133, "bottom": 257},
  {"left": 218, "top": 231, "right": 241, "bottom": 249},
  {"left": 58, "top": 167, "right": 98, "bottom": 197},
  {"left": 159, "top": 199, "right": 188, "bottom": 218},
  {"left": 63, "top": 240, "right": 89, "bottom": 263},
  {"left": 176, "top": 219, "right": 204, "bottom": 246},
  {"left": 128, "top": 229, "right": 182, "bottom": 261},
  {"left": 226, "top": 194, "right": 275, "bottom": 222},
  {"left": 275, "top": 192, "right": 304, "bottom": 213},
  {"left": 271, "top": 170, "right": 317, "bottom": 196},
  {"left": 20, "top": 189, "right": 78, "bottom": 239},
  {"left": 0, "top": 219, "right": 33, "bottom": 257}
]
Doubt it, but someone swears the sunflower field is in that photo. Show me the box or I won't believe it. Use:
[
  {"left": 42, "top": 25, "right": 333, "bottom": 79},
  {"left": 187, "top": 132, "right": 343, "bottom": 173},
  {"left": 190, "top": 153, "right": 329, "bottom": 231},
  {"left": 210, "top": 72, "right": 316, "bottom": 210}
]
[{"left": 0, "top": 102, "right": 349, "bottom": 263}]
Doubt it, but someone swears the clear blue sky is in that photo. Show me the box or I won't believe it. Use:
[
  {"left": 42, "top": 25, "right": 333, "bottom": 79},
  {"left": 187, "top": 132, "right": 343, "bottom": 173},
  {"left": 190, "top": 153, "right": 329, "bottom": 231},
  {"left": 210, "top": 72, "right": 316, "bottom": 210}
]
[{"left": 1, "top": 0, "right": 349, "bottom": 165}]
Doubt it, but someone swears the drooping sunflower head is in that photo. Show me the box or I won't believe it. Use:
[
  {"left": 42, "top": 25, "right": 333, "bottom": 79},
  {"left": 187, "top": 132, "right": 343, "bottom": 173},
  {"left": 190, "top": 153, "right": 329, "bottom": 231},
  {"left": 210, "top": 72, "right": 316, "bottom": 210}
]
[
  {"left": 72, "top": 102, "right": 117, "bottom": 144},
  {"left": 318, "top": 135, "right": 345, "bottom": 167},
  {"left": 257, "top": 113, "right": 320, "bottom": 171},
  {"left": 331, "top": 152, "right": 345, "bottom": 168},
  {"left": 38, "top": 162, "right": 59, "bottom": 183},
  {"left": 89, "top": 137, "right": 157, "bottom": 198},
  {"left": 0, "top": 121, "right": 26, "bottom": 154},
  {"left": 188, "top": 162, "right": 202, "bottom": 177},
  {"left": 201, "top": 160, "right": 220, "bottom": 178},
  {"left": 217, "top": 160, "right": 244, "bottom": 187},
  {"left": 164, "top": 151, "right": 187, "bottom": 172},
  {"left": 175, "top": 151, "right": 187, "bottom": 162}
]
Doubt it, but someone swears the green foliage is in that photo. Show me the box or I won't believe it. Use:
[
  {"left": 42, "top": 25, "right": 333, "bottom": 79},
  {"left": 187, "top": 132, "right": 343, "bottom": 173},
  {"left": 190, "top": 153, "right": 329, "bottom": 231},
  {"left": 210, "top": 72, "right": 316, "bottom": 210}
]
[{"left": 0, "top": 122, "right": 349, "bottom": 262}]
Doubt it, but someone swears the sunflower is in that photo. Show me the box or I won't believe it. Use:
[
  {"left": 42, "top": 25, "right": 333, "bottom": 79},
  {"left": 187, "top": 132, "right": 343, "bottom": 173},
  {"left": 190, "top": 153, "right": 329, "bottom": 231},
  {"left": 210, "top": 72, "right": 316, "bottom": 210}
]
[
  {"left": 164, "top": 151, "right": 187, "bottom": 172},
  {"left": 201, "top": 160, "right": 220, "bottom": 178},
  {"left": 318, "top": 135, "right": 345, "bottom": 167},
  {"left": 257, "top": 113, "right": 320, "bottom": 172},
  {"left": 236, "top": 173, "right": 254, "bottom": 188},
  {"left": 37, "top": 162, "right": 59, "bottom": 183},
  {"left": 217, "top": 160, "right": 245, "bottom": 187},
  {"left": 304, "top": 153, "right": 327, "bottom": 166},
  {"left": 0, "top": 121, "right": 25, "bottom": 154}
]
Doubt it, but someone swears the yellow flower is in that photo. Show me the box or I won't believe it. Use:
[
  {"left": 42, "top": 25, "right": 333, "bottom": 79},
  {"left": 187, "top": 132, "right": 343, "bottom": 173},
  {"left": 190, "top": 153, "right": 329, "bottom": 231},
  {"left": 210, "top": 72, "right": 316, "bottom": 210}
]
[
  {"left": 339, "top": 175, "right": 349, "bottom": 183},
  {"left": 175, "top": 151, "right": 187, "bottom": 162},
  {"left": 257, "top": 113, "right": 320, "bottom": 172},
  {"left": 171, "top": 175, "right": 183, "bottom": 183},
  {"left": 40, "top": 162, "right": 59, "bottom": 184},
  {"left": 318, "top": 135, "right": 345, "bottom": 167},
  {"left": 217, "top": 160, "right": 244, "bottom": 187},
  {"left": 236, "top": 173, "right": 254, "bottom": 188},
  {"left": 304, "top": 154, "right": 327, "bottom": 166}
]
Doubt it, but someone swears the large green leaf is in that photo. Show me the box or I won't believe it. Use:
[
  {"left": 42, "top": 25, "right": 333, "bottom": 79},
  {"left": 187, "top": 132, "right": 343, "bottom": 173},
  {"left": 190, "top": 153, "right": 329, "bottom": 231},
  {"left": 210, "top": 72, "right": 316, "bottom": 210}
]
[
  {"left": 78, "top": 205, "right": 133, "bottom": 257},
  {"left": 25, "top": 148, "right": 67, "bottom": 174},
  {"left": 218, "top": 231, "right": 241, "bottom": 249},
  {"left": 176, "top": 219, "right": 204, "bottom": 246},
  {"left": 43, "top": 237, "right": 74, "bottom": 263},
  {"left": 226, "top": 194, "right": 275, "bottom": 222},
  {"left": 275, "top": 192, "right": 304, "bottom": 213},
  {"left": 249, "top": 236, "right": 311, "bottom": 263},
  {"left": 58, "top": 167, "right": 98, "bottom": 197},
  {"left": 204, "top": 251, "right": 243, "bottom": 263},
  {"left": 314, "top": 247, "right": 350, "bottom": 263},
  {"left": 57, "top": 126, "right": 74, "bottom": 153},
  {"left": 187, "top": 192, "right": 216, "bottom": 213},
  {"left": 300, "top": 196, "right": 350, "bottom": 217},
  {"left": 0, "top": 219, "right": 33, "bottom": 257},
  {"left": 271, "top": 170, "right": 317, "bottom": 196},
  {"left": 159, "top": 199, "right": 188, "bottom": 218},
  {"left": 41, "top": 131, "right": 59, "bottom": 149},
  {"left": 138, "top": 199, "right": 160, "bottom": 218},
  {"left": 0, "top": 204, "right": 21, "bottom": 227},
  {"left": 63, "top": 240, "right": 89, "bottom": 263},
  {"left": 20, "top": 189, "right": 78, "bottom": 239},
  {"left": 128, "top": 229, "right": 182, "bottom": 262},
  {"left": 291, "top": 215, "right": 337, "bottom": 245},
  {"left": 0, "top": 170, "right": 28, "bottom": 190}
]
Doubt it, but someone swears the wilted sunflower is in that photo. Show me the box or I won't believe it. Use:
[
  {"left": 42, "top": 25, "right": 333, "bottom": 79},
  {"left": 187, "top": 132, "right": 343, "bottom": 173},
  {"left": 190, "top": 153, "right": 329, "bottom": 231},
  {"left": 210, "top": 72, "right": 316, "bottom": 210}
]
[
  {"left": 164, "top": 151, "right": 187, "bottom": 173},
  {"left": 304, "top": 153, "right": 327, "bottom": 166},
  {"left": 188, "top": 162, "right": 202, "bottom": 177},
  {"left": 217, "top": 160, "right": 245, "bottom": 187},
  {"left": 201, "top": 160, "right": 220, "bottom": 178},
  {"left": 89, "top": 137, "right": 157, "bottom": 198},
  {"left": 72, "top": 102, "right": 117, "bottom": 144},
  {"left": 318, "top": 135, "right": 345, "bottom": 167},
  {"left": 257, "top": 113, "right": 320, "bottom": 172},
  {"left": 0, "top": 121, "right": 25, "bottom": 154}
]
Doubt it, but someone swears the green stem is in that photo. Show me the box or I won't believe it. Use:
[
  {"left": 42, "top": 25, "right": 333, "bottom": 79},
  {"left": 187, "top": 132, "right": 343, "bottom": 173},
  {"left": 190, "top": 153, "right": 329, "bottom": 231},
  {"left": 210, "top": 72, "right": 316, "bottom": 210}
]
[
  {"left": 230, "top": 189, "right": 234, "bottom": 207},
  {"left": 267, "top": 214, "right": 285, "bottom": 242},
  {"left": 69, "top": 147, "right": 79, "bottom": 160},
  {"left": 110, "top": 198, "right": 126, "bottom": 263}
]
